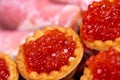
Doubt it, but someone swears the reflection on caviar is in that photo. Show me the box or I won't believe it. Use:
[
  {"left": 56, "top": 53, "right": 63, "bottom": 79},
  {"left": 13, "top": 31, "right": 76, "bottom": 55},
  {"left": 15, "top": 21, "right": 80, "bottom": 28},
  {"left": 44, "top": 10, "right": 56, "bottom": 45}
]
[
  {"left": 87, "top": 48, "right": 120, "bottom": 80},
  {"left": 81, "top": 0, "right": 120, "bottom": 42},
  {"left": 23, "top": 29, "right": 76, "bottom": 73},
  {"left": 0, "top": 58, "right": 10, "bottom": 80}
]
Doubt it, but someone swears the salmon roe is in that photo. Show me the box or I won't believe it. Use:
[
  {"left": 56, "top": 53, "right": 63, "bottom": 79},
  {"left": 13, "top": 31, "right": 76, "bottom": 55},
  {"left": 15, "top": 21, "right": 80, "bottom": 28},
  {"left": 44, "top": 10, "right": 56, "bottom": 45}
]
[
  {"left": 87, "top": 48, "right": 120, "bottom": 80},
  {"left": 0, "top": 58, "right": 10, "bottom": 80},
  {"left": 23, "top": 29, "right": 76, "bottom": 73},
  {"left": 81, "top": 0, "right": 120, "bottom": 42}
]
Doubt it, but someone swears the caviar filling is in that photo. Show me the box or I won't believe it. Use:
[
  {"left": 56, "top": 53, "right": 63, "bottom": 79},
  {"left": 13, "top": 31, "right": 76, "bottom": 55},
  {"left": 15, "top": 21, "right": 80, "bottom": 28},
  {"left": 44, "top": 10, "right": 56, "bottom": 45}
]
[
  {"left": 23, "top": 29, "right": 76, "bottom": 73},
  {"left": 87, "top": 48, "right": 120, "bottom": 80},
  {"left": 0, "top": 58, "right": 10, "bottom": 80},
  {"left": 81, "top": 0, "right": 120, "bottom": 42}
]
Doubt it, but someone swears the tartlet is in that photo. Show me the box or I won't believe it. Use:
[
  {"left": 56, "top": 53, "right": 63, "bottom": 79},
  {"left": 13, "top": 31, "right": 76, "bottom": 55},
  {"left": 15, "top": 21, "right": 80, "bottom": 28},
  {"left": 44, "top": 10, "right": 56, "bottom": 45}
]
[
  {"left": 80, "top": 47, "right": 120, "bottom": 80},
  {"left": 0, "top": 53, "right": 18, "bottom": 80},
  {"left": 16, "top": 26, "right": 83, "bottom": 80},
  {"left": 80, "top": 0, "right": 120, "bottom": 51}
]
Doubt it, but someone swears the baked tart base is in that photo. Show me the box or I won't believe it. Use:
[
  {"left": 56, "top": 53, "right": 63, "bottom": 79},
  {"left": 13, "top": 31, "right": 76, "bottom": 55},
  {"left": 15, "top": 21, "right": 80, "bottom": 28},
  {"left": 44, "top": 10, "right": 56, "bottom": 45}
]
[
  {"left": 0, "top": 53, "right": 19, "bottom": 80},
  {"left": 17, "top": 26, "right": 83, "bottom": 80},
  {"left": 83, "top": 37, "right": 120, "bottom": 51},
  {"left": 80, "top": 68, "right": 92, "bottom": 80}
]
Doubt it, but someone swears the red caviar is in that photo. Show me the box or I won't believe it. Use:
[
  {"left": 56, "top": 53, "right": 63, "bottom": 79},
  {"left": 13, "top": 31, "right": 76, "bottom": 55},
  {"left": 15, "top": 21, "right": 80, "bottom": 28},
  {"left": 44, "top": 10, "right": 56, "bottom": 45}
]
[
  {"left": 23, "top": 29, "right": 76, "bottom": 73},
  {"left": 81, "top": 0, "right": 120, "bottom": 42},
  {"left": 87, "top": 48, "right": 120, "bottom": 80},
  {"left": 0, "top": 58, "right": 10, "bottom": 80}
]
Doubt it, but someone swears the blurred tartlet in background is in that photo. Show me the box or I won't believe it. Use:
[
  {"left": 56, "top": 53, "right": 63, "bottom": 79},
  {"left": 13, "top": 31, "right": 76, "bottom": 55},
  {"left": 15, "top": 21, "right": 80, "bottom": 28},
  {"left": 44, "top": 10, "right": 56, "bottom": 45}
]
[{"left": 0, "top": 53, "right": 18, "bottom": 80}]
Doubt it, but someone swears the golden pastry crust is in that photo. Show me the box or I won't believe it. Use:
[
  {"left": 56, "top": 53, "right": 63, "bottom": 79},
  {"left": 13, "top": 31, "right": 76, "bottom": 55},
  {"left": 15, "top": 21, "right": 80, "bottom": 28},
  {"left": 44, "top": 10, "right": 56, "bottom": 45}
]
[
  {"left": 82, "top": 37, "right": 120, "bottom": 51},
  {"left": 16, "top": 26, "right": 83, "bottom": 80},
  {"left": 80, "top": 68, "right": 93, "bottom": 80},
  {"left": 0, "top": 53, "right": 19, "bottom": 80}
]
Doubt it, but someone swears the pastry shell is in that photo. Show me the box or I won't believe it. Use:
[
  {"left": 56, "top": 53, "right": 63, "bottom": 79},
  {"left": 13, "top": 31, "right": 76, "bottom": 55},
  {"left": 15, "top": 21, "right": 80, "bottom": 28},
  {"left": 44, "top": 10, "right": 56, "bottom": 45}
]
[
  {"left": 16, "top": 26, "right": 83, "bottom": 80},
  {"left": 0, "top": 53, "right": 19, "bottom": 80},
  {"left": 80, "top": 68, "right": 93, "bottom": 80},
  {"left": 82, "top": 37, "right": 120, "bottom": 51},
  {"left": 80, "top": 24, "right": 120, "bottom": 51}
]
